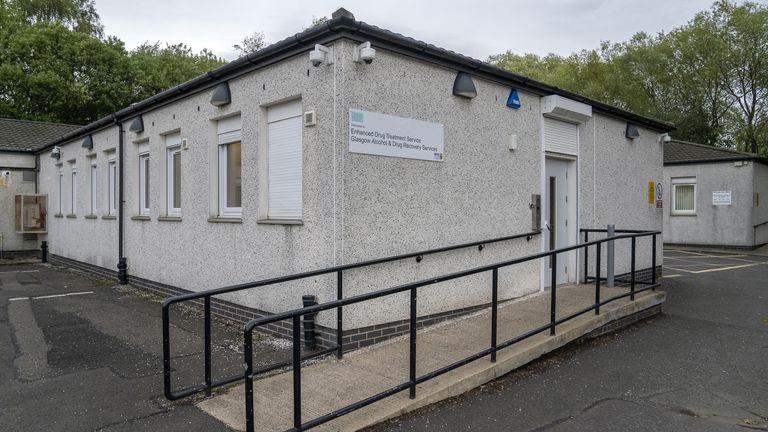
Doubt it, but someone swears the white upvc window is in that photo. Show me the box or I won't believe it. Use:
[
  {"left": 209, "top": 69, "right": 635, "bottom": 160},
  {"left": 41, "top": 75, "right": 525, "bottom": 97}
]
[
  {"left": 672, "top": 177, "right": 696, "bottom": 215},
  {"left": 138, "top": 142, "right": 150, "bottom": 216},
  {"left": 165, "top": 133, "right": 182, "bottom": 216},
  {"left": 70, "top": 163, "right": 77, "bottom": 215},
  {"left": 267, "top": 100, "right": 303, "bottom": 220},
  {"left": 58, "top": 169, "right": 64, "bottom": 214},
  {"left": 90, "top": 160, "right": 97, "bottom": 215},
  {"left": 217, "top": 116, "right": 242, "bottom": 217},
  {"left": 108, "top": 156, "right": 117, "bottom": 216}
]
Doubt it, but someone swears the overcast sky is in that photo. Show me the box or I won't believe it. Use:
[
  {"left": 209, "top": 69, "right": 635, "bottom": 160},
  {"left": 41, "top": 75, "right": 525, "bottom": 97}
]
[{"left": 97, "top": 0, "right": 722, "bottom": 61}]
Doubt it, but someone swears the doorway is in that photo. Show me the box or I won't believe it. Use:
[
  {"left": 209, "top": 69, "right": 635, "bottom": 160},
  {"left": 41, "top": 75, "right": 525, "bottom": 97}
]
[{"left": 544, "top": 157, "right": 574, "bottom": 286}]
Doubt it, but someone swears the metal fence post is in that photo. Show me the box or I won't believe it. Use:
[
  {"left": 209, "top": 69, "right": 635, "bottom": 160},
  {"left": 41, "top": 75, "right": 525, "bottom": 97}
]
[
  {"left": 409, "top": 287, "right": 418, "bottom": 399},
  {"left": 491, "top": 268, "right": 498, "bottom": 363},
  {"left": 162, "top": 303, "right": 172, "bottom": 400},
  {"left": 630, "top": 237, "right": 636, "bottom": 301},
  {"left": 550, "top": 253, "right": 557, "bottom": 336},
  {"left": 336, "top": 270, "right": 343, "bottom": 359},
  {"left": 595, "top": 242, "right": 601, "bottom": 315},
  {"left": 607, "top": 225, "right": 615, "bottom": 288},
  {"left": 583, "top": 231, "right": 588, "bottom": 283},
  {"left": 244, "top": 330, "right": 255, "bottom": 432},
  {"left": 292, "top": 316, "right": 302, "bottom": 430},
  {"left": 204, "top": 296, "right": 212, "bottom": 397},
  {"left": 651, "top": 234, "right": 657, "bottom": 288}
]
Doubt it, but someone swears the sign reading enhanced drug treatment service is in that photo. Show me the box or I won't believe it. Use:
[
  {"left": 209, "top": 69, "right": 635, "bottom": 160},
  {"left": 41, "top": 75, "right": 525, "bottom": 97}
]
[{"left": 349, "top": 109, "right": 444, "bottom": 162}]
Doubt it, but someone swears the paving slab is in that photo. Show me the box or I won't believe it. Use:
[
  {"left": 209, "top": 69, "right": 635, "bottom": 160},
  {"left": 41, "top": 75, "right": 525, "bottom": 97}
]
[{"left": 199, "top": 285, "right": 665, "bottom": 431}]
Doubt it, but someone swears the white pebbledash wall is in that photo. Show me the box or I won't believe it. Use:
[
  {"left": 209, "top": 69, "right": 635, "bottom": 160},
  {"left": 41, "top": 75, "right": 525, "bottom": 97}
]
[
  {"left": 0, "top": 152, "right": 38, "bottom": 252},
  {"left": 37, "top": 39, "right": 664, "bottom": 330}
]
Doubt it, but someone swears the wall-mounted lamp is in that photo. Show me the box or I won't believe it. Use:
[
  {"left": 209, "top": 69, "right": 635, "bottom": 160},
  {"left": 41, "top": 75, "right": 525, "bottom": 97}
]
[
  {"left": 210, "top": 82, "right": 231, "bottom": 107},
  {"left": 625, "top": 123, "right": 640, "bottom": 140},
  {"left": 129, "top": 115, "right": 144, "bottom": 133},
  {"left": 81, "top": 134, "right": 93, "bottom": 150},
  {"left": 353, "top": 41, "right": 376, "bottom": 64},
  {"left": 453, "top": 72, "right": 477, "bottom": 99},
  {"left": 309, "top": 44, "right": 333, "bottom": 67}
]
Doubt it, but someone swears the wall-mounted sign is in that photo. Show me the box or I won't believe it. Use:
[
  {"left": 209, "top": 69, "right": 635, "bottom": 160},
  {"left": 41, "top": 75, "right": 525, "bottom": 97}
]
[
  {"left": 648, "top": 181, "right": 655, "bottom": 204},
  {"left": 713, "top": 191, "right": 732, "bottom": 205},
  {"left": 655, "top": 182, "right": 663, "bottom": 209},
  {"left": 349, "top": 110, "right": 444, "bottom": 162}
]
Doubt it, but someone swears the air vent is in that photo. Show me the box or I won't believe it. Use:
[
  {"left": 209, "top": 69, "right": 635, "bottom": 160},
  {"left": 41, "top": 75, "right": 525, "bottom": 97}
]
[{"left": 304, "top": 110, "right": 317, "bottom": 127}]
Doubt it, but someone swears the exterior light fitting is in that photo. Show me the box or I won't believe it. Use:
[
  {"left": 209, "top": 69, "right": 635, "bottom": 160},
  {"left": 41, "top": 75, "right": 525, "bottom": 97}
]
[
  {"left": 210, "top": 82, "right": 231, "bottom": 107},
  {"left": 625, "top": 123, "right": 640, "bottom": 139},
  {"left": 129, "top": 115, "right": 144, "bottom": 133},
  {"left": 81, "top": 134, "right": 93, "bottom": 150},
  {"left": 453, "top": 72, "right": 477, "bottom": 99}
]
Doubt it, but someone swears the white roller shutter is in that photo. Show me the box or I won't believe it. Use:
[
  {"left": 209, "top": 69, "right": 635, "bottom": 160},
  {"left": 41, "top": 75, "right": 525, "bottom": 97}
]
[
  {"left": 267, "top": 100, "right": 303, "bottom": 219},
  {"left": 544, "top": 117, "right": 578, "bottom": 156}
]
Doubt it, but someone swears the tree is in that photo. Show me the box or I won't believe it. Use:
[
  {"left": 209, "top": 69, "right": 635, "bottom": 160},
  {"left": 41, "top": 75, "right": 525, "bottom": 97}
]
[
  {"left": 10, "top": 0, "right": 103, "bottom": 37},
  {"left": 130, "top": 42, "right": 224, "bottom": 99},
  {"left": 233, "top": 31, "right": 266, "bottom": 56}
]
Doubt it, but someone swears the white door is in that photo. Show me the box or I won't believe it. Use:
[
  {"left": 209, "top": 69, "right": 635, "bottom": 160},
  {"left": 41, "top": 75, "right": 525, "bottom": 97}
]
[{"left": 545, "top": 157, "right": 569, "bottom": 286}]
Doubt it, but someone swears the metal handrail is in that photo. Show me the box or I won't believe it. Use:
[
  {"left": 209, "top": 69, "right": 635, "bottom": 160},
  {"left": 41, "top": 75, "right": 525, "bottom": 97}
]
[
  {"left": 162, "top": 230, "right": 540, "bottom": 400},
  {"left": 581, "top": 228, "right": 658, "bottom": 285},
  {"left": 241, "top": 230, "right": 661, "bottom": 432}
]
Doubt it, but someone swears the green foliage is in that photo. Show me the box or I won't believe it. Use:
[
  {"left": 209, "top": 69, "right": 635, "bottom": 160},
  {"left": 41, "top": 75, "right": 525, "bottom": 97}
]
[
  {"left": 0, "top": 0, "right": 225, "bottom": 125},
  {"left": 233, "top": 31, "right": 266, "bottom": 57},
  {"left": 489, "top": 1, "right": 768, "bottom": 156}
]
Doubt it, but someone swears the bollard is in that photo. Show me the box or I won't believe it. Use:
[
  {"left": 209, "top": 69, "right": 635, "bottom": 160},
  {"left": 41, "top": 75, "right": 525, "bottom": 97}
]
[
  {"left": 607, "top": 224, "right": 615, "bottom": 288},
  {"left": 41, "top": 241, "right": 48, "bottom": 263}
]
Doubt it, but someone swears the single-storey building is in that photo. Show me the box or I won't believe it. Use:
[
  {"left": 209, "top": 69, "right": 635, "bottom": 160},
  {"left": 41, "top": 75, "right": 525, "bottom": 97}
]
[
  {"left": 663, "top": 139, "right": 768, "bottom": 249},
  {"left": 0, "top": 118, "right": 80, "bottom": 257},
  {"left": 10, "top": 9, "right": 672, "bottom": 346}
]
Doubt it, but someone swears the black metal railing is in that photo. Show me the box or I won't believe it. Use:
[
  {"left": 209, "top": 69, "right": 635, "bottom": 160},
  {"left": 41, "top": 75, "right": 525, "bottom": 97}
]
[
  {"left": 162, "top": 230, "right": 539, "bottom": 401},
  {"left": 241, "top": 229, "right": 660, "bottom": 432},
  {"left": 581, "top": 228, "right": 658, "bottom": 286}
]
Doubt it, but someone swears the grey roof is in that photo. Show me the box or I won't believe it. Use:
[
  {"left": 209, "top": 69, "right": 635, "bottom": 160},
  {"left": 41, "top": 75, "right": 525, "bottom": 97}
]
[
  {"left": 37, "top": 9, "right": 674, "bottom": 154},
  {"left": 0, "top": 118, "right": 80, "bottom": 152},
  {"left": 664, "top": 140, "right": 768, "bottom": 165}
]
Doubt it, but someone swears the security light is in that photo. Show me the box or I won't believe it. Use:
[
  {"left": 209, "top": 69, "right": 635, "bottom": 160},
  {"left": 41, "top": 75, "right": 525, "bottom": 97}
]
[
  {"left": 129, "top": 115, "right": 144, "bottom": 133},
  {"left": 210, "top": 82, "right": 231, "bottom": 107},
  {"left": 81, "top": 135, "right": 93, "bottom": 150},
  {"left": 625, "top": 123, "right": 640, "bottom": 140},
  {"left": 453, "top": 72, "right": 477, "bottom": 99},
  {"left": 309, "top": 44, "right": 333, "bottom": 67}
]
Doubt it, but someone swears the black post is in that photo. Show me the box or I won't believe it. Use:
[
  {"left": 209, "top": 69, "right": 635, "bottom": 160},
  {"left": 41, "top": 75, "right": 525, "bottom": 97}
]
[
  {"left": 41, "top": 240, "right": 48, "bottom": 263},
  {"left": 550, "top": 253, "right": 557, "bottom": 336},
  {"left": 595, "top": 242, "right": 601, "bottom": 315},
  {"left": 336, "top": 270, "right": 343, "bottom": 359},
  {"left": 302, "top": 295, "right": 318, "bottom": 351},
  {"left": 583, "top": 231, "right": 588, "bottom": 282},
  {"left": 630, "top": 237, "right": 636, "bottom": 301},
  {"left": 204, "top": 296, "right": 212, "bottom": 397},
  {"left": 409, "top": 287, "right": 417, "bottom": 399},
  {"left": 115, "top": 117, "right": 128, "bottom": 285},
  {"left": 491, "top": 268, "right": 498, "bottom": 363},
  {"left": 244, "top": 329, "right": 254, "bottom": 432},
  {"left": 651, "top": 234, "right": 657, "bottom": 288},
  {"left": 162, "top": 303, "right": 172, "bottom": 400},
  {"left": 292, "top": 316, "right": 302, "bottom": 430}
]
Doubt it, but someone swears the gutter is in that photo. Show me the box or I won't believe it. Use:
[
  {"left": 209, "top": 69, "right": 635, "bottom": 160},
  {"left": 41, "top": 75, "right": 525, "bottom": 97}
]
[{"left": 34, "top": 16, "right": 674, "bottom": 155}]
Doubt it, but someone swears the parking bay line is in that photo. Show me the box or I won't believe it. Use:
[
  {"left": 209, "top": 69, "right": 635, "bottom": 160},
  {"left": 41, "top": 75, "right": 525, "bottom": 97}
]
[
  {"left": 664, "top": 262, "right": 763, "bottom": 274},
  {"left": 9, "top": 291, "right": 94, "bottom": 301}
]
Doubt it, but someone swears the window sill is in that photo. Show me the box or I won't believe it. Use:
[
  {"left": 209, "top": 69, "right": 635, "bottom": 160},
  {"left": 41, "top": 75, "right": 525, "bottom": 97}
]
[
  {"left": 131, "top": 215, "right": 151, "bottom": 221},
  {"left": 158, "top": 216, "right": 182, "bottom": 222},
  {"left": 208, "top": 217, "right": 243, "bottom": 224},
  {"left": 257, "top": 218, "right": 303, "bottom": 225},
  {"left": 671, "top": 212, "right": 697, "bottom": 217},
  {"left": 84, "top": 214, "right": 98, "bottom": 219},
  {"left": 102, "top": 215, "right": 117, "bottom": 220},
  {"left": 65, "top": 214, "right": 77, "bottom": 219},
  {"left": 54, "top": 213, "right": 64, "bottom": 218}
]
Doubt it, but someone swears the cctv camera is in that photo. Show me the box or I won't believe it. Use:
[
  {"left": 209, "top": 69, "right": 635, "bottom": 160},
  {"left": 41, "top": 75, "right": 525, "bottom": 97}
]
[
  {"left": 51, "top": 146, "right": 61, "bottom": 159},
  {"left": 309, "top": 44, "right": 332, "bottom": 67},
  {"left": 354, "top": 42, "right": 376, "bottom": 64},
  {"left": 662, "top": 134, "right": 672, "bottom": 143}
]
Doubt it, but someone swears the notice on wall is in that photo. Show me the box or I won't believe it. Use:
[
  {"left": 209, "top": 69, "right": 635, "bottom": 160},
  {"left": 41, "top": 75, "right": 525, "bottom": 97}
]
[
  {"left": 655, "top": 182, "right": 663, "bottom": 209},
  {"left": 712, "top": 191, "right": 732, "bottom": 205},
  {"left": 349, "top": 109, "right": 444, "bottom": 162},
  {"left": 648, "top": 181, "right": 655, "bottom": 204}
]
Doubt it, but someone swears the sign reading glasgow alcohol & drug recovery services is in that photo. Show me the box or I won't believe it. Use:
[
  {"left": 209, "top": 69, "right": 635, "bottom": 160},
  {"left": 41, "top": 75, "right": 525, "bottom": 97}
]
[{"left": 349, "top": 109, "right": 444, "bottom": 162}]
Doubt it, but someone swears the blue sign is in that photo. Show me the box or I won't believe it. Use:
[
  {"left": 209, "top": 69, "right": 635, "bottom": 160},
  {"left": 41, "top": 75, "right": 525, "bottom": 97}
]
[{"left": 506, "top": 89, "right": 521, "bottom": 109}]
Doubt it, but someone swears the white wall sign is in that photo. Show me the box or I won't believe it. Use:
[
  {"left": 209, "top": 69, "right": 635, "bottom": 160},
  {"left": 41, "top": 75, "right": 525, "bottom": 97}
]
[
  {"left": 712, "top": 191, "right": 732, "bottom": 205},
  {"left": 349, "top": 109, "right": 444, "bottom": 162}
]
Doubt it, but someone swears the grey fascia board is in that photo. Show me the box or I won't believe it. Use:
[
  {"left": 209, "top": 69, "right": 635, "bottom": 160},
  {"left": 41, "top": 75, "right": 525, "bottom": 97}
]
[
  {"left": 664, "top": 157, "right": 767, "bottom": 166},
  {"left": 34, "top": 15, "right": 674, "bottom": 154}
]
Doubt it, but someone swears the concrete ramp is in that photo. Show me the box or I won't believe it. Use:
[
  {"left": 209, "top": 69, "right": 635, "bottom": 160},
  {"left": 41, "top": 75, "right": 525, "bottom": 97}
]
[{"left": 198, "top": 285, "right": 665, "bottom": 431}]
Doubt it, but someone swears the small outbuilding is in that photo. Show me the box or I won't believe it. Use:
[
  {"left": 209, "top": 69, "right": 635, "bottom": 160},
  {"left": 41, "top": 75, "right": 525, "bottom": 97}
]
[{"left": 663, "top": 139, "right": 768, "bottom": 248}]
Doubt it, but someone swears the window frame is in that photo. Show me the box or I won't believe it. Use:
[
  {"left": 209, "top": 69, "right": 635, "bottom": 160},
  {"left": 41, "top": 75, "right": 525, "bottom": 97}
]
[
  {"left": 90, "top": 160, "right": 97, "bottom": 215},
  {"left": 165, "top": 134, "right": 182, "bottom": 217},
  {"left": 108, "top": 156, "right": 117, "bottom": 216},
  {"left": 70, "top": 163, "right": 77, "bottom": 215},
  {"left": 58, "top": 168, "right": 64, "bottom": 214},
  {"left": 138, "top": 144, "right": 150, "bottom": 216},
  {"left": 217, "top": 116, "right": 242, "bottom": 218},
  {"left": 671, "top": 177, "right": 697, "bottom": 215}
]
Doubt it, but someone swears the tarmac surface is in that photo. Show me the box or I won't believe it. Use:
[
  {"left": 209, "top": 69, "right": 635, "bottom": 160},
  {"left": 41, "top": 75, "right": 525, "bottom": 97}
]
[{"left": 368, "top": 249, "right": 768, "bottom": 431}]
